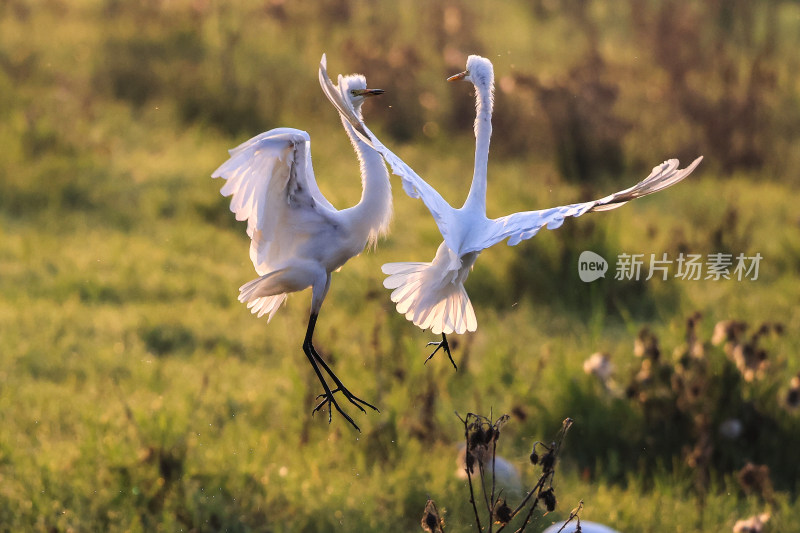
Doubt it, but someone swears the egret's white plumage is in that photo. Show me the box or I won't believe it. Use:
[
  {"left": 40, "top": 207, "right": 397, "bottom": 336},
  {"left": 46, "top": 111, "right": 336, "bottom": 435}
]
[
  {"left": 455, "top": 445, "right": 524, "bottom": 500},
  {"left": 324, "top": 54, "right": 702, "bottom": 359},
  {"left": 212, "top": 57, "right": 390, "bottom": 430},
  {"left": 541, "top": 520, "right": 621, "bottom": 533}
]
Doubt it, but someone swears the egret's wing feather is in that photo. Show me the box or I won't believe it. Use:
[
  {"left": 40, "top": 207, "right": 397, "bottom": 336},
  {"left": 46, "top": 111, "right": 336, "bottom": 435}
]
[
  {"left": 480, "top": 156, "right": 703, "bottom": 251},
  {"left": 365, "top": 132, "right": 458, "bottom": 250},
  {"left": 319, "top": 55, "right": 460, "bottom": 252},
  {"left": 319, "top": 55, "right": 374, "bottom": 146},
  {"left": 212, "top": 128, "right": 335, "bottom": 273}
]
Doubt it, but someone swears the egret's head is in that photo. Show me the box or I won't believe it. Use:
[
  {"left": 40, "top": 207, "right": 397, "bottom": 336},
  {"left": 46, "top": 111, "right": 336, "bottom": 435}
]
[
  {"left": 339, "top": 74, "right": 384, "bottom": 113},
  {"left": 447, "top": 55, "right": 494, "bottom": 92}
]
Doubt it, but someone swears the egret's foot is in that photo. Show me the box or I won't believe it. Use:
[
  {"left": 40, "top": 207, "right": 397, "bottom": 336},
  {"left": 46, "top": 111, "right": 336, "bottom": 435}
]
[
  {"left": 307, "top": 342, "right": 379, "bottom": 412},
  {"left": 312, "top": 386, "right": 379, "bottom": 432},
  {"left": 314, "top": 386, "right": 379, "bottom": 414},
  {"left": 312, "top": 389, "right": 360, "bottom": 431},
  {"left": 425, "top": 333, "right": 457, "bottom": 370}
]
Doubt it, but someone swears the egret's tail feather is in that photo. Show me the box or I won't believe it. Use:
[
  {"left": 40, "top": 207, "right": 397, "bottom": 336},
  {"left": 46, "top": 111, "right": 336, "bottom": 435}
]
[
  {"left": 238, "top": 273, "right": 289, "bottom": 321},
  {"left": 382, "top": 261, "right": 477, "bottom": 336}
]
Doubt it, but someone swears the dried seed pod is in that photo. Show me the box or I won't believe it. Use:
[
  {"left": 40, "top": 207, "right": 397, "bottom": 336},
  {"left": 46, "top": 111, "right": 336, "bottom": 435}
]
[
  {"left": 787, "top": 386, "right": 800, "bottom": 409},
  {"left": 468, "top": 427, "right": 486, "bottom": 450},
  {"left": 529, "top": 450, "right": 539, "bottom": 465},
  {"left": 494, "top": 500, "right": 513, "bottom": 525},
  {"left": 540, "top": 488, "right": 557, "bottom": 512},
  {"left": 465, "top": 450, "right": 476, "bottom": 474},
  {"left": 541, "top": 449, "right": 556, "bottom": 473},
  {"left": 421, "top": 499, "right": 443, "bottom": 532},
  {"left": 484, "top": 426, "right": 496, "bottom": 445}
]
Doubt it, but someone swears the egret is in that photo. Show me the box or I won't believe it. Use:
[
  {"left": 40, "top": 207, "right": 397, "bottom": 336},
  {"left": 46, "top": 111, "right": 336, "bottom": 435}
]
[
  {"left": 455, "top": 445, "right": 524, "bottom": 500},
  {"left": 324, "top": 54, "right": 702, "bottom": 366},
  {"left": 541, "top": 520, "right": 621, "bottom": 533},
  {"left": 212, "top": 56, "right": 391, "bottom": 431}
]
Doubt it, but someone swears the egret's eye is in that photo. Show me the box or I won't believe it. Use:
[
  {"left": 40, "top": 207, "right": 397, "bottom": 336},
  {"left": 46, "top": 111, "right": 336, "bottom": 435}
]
[{"left": 350, "top": 90, "right": 359, "bottom": 96}]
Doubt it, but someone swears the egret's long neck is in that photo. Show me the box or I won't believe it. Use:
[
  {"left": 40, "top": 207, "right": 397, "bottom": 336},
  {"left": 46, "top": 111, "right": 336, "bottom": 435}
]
[
  {"left": 463, "top": 81, "right": 493, "bottom": 213},
  {"left": 342, "top": 113, "right": 392, "bottom": 246}
]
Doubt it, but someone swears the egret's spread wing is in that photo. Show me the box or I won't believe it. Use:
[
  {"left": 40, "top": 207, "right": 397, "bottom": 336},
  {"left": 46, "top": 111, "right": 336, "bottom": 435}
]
[
  {"left": 481, "top": 156, "right": 703, "bottom": 251},
  {"left": 212, "top": 127, "right": 335, "bottom": 273},
  {"left": 319, "top": 54, "right": 460, "bottom": 252}
]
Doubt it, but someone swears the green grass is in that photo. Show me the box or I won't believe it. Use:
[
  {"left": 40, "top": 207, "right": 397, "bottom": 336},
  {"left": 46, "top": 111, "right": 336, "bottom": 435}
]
[{"left": 2, "top": 0, "right": 800, "bottom": 531}]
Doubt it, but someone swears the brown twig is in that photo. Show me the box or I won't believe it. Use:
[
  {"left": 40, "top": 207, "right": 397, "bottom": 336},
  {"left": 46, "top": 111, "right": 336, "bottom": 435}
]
[{"left": 457, "top": 412, "right": 483, "bottom": 532}]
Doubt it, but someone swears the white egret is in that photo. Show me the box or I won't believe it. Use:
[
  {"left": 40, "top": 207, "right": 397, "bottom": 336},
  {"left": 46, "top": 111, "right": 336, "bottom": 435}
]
[
  {"left": 323, "top": 55, "right": 702, "bottom": 366},
  {"left": 212, "top": 57, "right": 391, "bottom": 431},
  {"left": 541, "top": 520, "right": 621, "bottom": 533},
  {"left": 455, "top": 445, "right": 524, "bottom": 500}
]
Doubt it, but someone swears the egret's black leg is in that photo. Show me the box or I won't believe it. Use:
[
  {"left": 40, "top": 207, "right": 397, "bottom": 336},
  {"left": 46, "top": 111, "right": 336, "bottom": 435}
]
[
  {"left": 304, "top": 313, "right": 378, "bottom": 430},
  {"left": 425, "top": 333, "right": 457, "bottom": 370},
  {"left": 302, "top": 313, "right": 361, "bottom": 432}
]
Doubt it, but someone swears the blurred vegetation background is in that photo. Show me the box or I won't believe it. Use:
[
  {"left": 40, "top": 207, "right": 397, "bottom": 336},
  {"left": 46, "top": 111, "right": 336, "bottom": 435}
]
[{"left": 2, "top": 0, "right": 800, "bottom": 531}]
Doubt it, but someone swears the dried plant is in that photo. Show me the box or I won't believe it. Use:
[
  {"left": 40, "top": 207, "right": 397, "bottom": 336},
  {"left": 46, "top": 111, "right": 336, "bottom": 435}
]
[
  {"left": 737, "top": 463, "right": 774, "bottom": 503},
  {"left": 785, "top": 373, "right": 800, "bottom": 410},
  {"left": 618, "top": 312, "right": 795, "bottom": 495},
  {"left": 421, "top": 499, "right": 445, "bottom": 533},
  {"left": 422, "top": 413, "right": 577, "bottom": 532},
  {"left": 711, "top": 320, "right": 783, "bottom": 382}
]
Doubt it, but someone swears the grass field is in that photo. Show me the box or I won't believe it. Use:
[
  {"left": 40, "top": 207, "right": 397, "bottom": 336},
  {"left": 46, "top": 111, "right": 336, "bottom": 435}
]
[{"left": 2, "top": 1, "right": 800, "bottom": 531}]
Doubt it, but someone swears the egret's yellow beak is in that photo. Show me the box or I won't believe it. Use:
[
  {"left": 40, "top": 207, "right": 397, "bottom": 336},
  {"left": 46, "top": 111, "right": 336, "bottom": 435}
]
[
  {"left": 447, "top": 70, "right": 468, "bottom": 82},
  {"left": 352, "top": 89, "right": 385, "bottom": 97}
]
